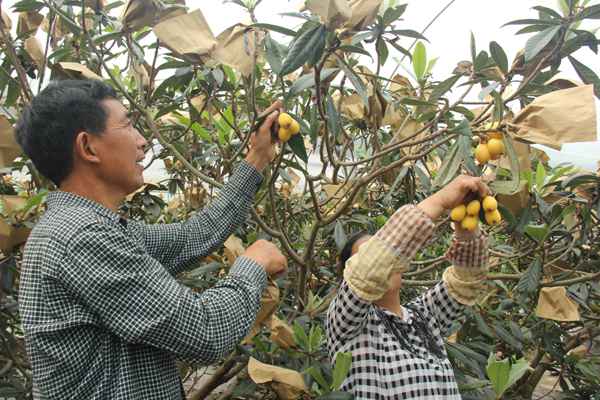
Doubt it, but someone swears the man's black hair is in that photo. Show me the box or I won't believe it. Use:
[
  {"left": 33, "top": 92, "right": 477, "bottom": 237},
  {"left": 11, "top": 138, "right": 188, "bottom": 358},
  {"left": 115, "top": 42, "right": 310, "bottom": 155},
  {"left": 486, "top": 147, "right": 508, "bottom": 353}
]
[{"left": 15, "top": 79, "right": 118, "bottom": 186}]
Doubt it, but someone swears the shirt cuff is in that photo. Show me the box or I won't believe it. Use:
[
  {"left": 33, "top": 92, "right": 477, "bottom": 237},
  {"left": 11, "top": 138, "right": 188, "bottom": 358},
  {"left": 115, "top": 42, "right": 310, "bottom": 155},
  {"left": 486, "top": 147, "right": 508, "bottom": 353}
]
[
  {"left": 230, "top": 256, "right": 268, "bottom": 291},
  {"left": 228, "top": 160, "right": 264, "bottom": 196},
  {"left": 444, "top": 231, "right": 489, "bottom": 271},
  {"left": 375, "top": 204, "right": 436, "bottom": 262}
]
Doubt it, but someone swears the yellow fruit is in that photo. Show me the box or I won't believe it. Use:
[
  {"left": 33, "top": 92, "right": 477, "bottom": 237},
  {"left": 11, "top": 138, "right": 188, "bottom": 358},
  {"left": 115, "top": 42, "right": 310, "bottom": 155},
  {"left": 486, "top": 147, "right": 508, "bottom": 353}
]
[
  {"left": 488, "top": 130, "right": 503, "bottom": 140},
  {"left": 278, "top": 127, "right": 292, "bottom": 142},
  {"left": 485, "top": 209, "right": 502, "bottom": 225},
  {"left": 278, "top": 112, "right": 293, "bottom": 129},
  {"left": 466, "top": 200, "right": 481, "bottom": 216},
  {"left": 289, "top": 119, "right": 300, "bottom": 135},
  {"left": 475, "top": 143, "right": 491, "bottom": 164},
  {"left": 482, "top": 196, "right": 498, "bottom": 212},
  {"left": 487, "top": 138, "right": 505, "bottom": 157},
  {"left": 461, "top": 215, "right": 479, "bottom": 231},
  {"left": 450, "top": 204, "right": 467, "bottom": 222}
]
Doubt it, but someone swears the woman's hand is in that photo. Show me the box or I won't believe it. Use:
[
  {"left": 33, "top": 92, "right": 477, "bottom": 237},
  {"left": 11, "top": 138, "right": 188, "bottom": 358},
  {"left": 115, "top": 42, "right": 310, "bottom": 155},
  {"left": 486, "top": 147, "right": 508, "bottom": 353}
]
[{"left": 418, "top": 175, "right": 489, "bottom": 221}]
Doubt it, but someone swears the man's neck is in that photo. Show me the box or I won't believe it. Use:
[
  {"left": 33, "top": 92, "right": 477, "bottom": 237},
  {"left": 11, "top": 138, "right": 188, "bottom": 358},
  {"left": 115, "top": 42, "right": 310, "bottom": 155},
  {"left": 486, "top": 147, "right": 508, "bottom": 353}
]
[
  {"left": 60, "top": 175, "right": 124, "bottom": 212},
  {"left": 374, "top": 289, "right": 403, "bottom": 317}
]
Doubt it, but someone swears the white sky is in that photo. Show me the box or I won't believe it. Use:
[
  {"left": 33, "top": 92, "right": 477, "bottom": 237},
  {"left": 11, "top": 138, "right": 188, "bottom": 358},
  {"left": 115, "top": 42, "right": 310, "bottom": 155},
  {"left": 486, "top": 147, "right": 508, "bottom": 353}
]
[{"left": 4, "top": 0, "right": 600, "bottom": 170}]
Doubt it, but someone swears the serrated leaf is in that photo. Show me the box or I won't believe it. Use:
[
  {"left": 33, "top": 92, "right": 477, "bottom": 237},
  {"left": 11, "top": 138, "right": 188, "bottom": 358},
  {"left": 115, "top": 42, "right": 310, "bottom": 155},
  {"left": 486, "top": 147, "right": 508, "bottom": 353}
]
[
  {"left": 264, "top": 35, "right": 285, "bottom": 74},
  {"left": 533, "top": 6, "right": 563, "bottom": 20},
  {"left": 383, "top": 4, "right": 407, "bottom": 26},
  {"left": 307, "top": 365, "right": 330, "bottom": 392},
  {"left": 579, "top": 4, "right": 600, "bottom": 19},
  {"left": 400, "top": 97, "right": 435, "bottom": 106},
  {"left": 338, "top": 45, "right": 373, "bottom": 59},
  {"left": 493, "top": 323, "right": 523, "bottom": 351},
  {"left": 376, "top": 37, "right": 389, "bottom": 65},
  {"left": 390, "top": 29, "right": 428, "bottom": 41},
  {"left": 569, "top": 56, "right": 600, "bottom": 98},
  {"left": 412, "top": 41, "right": 427, "bottom": 80},
  {"left": 336, "top": 56, "right": 369, "bottom": 107},
  {"left": 524, "top": 25, "right": 560, "bottom": 62},
  {"left": 486, "top": 355, "right": 510, "bottom": 396},
  {"left": 489, "top": 41, "right": 508, "bottom": 73},
  {"left": 432, "top": 142, "right": 461, "bottom": 188},
  {"left": 516, "top": 259, "right": 543, "bottom": 293},
  {"left": 502, "top": 18, "right": 559, "bottom": 27},
  {"left": 280, "top": 23, "right": 326, "bottom": 75}
]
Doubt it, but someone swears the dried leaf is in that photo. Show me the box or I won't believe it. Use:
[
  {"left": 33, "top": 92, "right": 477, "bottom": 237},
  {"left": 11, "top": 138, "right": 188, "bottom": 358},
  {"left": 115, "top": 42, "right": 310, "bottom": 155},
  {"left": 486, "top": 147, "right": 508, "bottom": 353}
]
[
  {"left": 17, "top": 11, "right": 44, "bottom": 35},
  {"left": 0, "top": 195, "right": 30, "bottom": 254},
  {"left": 1, "top": 8, "right": 12, "bottom": 33},
  {"left": 536, "top": 286, "right": 581, "bottom": 322},
  {"left": 153, "top": 9, "right": 217, "bottom": 63},
  {"left": 512, "top": 85, "right": 597, "bottom": 150},
  {"left": 268, "top": 315, "right": 296, "bottom": 349}
]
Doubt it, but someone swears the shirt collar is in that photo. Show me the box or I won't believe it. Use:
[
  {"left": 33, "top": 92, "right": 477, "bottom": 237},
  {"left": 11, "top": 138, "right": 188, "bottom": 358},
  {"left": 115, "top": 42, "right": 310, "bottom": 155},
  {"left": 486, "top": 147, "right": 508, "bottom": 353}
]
[{"left": 46, "top": 191, "right": 122, "bottom": 224}]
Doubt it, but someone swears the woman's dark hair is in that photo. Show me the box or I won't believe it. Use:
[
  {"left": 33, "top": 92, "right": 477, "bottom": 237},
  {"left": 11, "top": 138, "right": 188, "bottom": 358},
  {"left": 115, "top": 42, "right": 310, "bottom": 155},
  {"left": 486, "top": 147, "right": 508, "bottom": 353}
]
[
  {"left": 338, "top": 231, "right": 371, "bottom": 275},
  {"left": 15, "top": 79, "right": 118, "bottom": 186}
]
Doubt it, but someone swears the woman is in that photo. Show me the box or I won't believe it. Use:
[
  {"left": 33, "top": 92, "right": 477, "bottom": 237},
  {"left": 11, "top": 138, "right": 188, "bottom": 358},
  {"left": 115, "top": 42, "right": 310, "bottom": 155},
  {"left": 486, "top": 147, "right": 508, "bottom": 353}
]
[{"left": 326, "top": 175, "right": 490, "bottom": 399}]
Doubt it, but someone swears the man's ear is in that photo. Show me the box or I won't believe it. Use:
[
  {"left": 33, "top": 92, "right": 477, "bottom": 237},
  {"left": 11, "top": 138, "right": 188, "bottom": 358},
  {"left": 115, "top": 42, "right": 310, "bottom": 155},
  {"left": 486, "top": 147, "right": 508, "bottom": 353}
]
[{"left": 73, "top": 131, "right": 101, "bottom": 164}]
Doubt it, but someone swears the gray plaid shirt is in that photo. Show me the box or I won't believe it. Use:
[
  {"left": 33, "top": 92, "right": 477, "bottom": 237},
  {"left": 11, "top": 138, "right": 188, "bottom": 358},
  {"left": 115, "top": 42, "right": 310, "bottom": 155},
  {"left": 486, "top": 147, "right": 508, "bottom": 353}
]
[{"left": 19, "top": 161, "right": 267, "bottom": 400}]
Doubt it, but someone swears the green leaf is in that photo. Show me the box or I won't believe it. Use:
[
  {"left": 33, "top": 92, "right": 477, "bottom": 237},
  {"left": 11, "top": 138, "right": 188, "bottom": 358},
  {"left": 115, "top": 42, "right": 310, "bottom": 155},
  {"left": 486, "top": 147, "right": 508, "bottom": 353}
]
[
  {"left": 489, "top": 135, "right": 520, "bottom": 195},
  {"left": 288, "top": 133, "right": 308, "bottom": 163},
  {"left": 535, "top": 162, "right": 546, "bottom": 189},
  {"left": 289, "top": 68, "right": 338, "bottom": 95},
  {"left": 399, "top": 97, "right": 435, "bottom": 106},
  {"left": 383, "top": 4, "right": 407, "bottom": 26},
  {"left": 376, "top": 37, "right": 389, "bottom": 65},
  {"left": 390, "top": 29, "right": 428, "bottom": 41},
  {"left": 489, "top": 41, "right": 509, "bottom": 73},
  {"left": 493, "top": 323, "right": 523, "bottom": 351},
  {"left": 569, "top": 56, "right": 600, "bottom": 98},
  {"left": 338, "top": 45, "right": 373, "bottom": 60},
  {"left": 502, "top": 18, "right": 560, "bottom": 27},
  {"left": 334, "top": 220, "right": 346, "bottom": 252},
  {"left": 486, "top": 354, "right": 513, "bottom": 396},
  {"left": 292, "top": 321, "right": 309, "bottom": 350},
  {"left": 533, "top": 6, "right": 563, "bottom": 20},
  {"left": 470, "top": 31, "right": 476, "bottom": 63},
  {"left": 280, "top": 23, "right": 326, "bottom": 76},
  {"left": 516, "top": 259, "right": 542, "bottom": 293},
  {"left": 326, "top": 95, "right": 341, "bottom": 137},
  {"left": 331, "top": 352, "right": 352, "bottom": 390},
  {"left": 412, "top": 41, "right": 427, "bottom": 81},
  {"left": 264, "top": 35, "right": 286, "bottom": 74},
  {"left": 432, "top": 142, "right": 461, "bottom": 188},
  {"left": 317, "top": 392, "right": 354, "bottom": 400},
  {"left": 579, "top": 4, "right": 600, "bottom": 19},
  {"left": 307, "top": 365, "right": 330, "bottom": 392},
  {"left": 336, "top": 57, "right": 369, "bottom": 107},
  {"left": 250, "top": 22, "right": 296, "bottom": 36},
  {"left": 524, "top": 25, "right": 560, "bottom": 62},
  {"left": 428, "top": 75, "right": 460, "bottom": 102},
  {"left": 525, "top": 223, "right": 549, "bottom": 242}
]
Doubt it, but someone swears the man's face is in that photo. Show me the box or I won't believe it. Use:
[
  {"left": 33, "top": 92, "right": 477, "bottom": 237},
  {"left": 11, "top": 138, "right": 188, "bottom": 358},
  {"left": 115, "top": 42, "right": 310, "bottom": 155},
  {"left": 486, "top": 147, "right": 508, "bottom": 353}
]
[
  {"left": 352, "top": 235, "right": 403, "bottom": 291},
  {"left": 91, "top": 99, "right": 147, "bottom": 195}
]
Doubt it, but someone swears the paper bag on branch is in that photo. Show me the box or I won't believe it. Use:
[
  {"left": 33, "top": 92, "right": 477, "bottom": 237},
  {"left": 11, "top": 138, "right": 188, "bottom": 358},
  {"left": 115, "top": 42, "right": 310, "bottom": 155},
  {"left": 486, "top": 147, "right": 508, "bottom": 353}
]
[
  {"left": 511, "top": 85, "right": 597, "bottom": 150},
  {"left": 268, "top": 315, "right": 296, "bottom": 349},
  {"left": 346, "top": 0, "right": 383, "bottom": 30},
  {"left": 24, "top": 37, "right": 45, "bottom": 71},
  {"left": 243, "top": 278, "right": 280, "bottom": 343},
  {"left": 0, "top": 195, "right": 31, "bottom": 254},
  {"left": 212, "top": 24, "right": 260, "bottom": 77},
  {"left": 248, "top": 357, "right": 307, "bottom": 400},
  {"left": 1, "top": 9, "right": 12, "bottom": 34},
  {"left": 56, "top": 62, "right": 103, "bottom": 80},
  {"left": 121, "top": 0, "right": 160, "bottom": 31},
  {"left": 332, "top": 92, "right": 365, "bottom": 120},
  {"left": 17, "top": 11, "right": 44, "bottom": 35},
  {"left": 305, "top": 0, "right": 352, "bottom": 30},
  {"left": 223, "top": 235, "right": 245, "bottom": 266},
  {"left": 536, "top": 286, "right": 580, "bottom": 322},
  {"left": 0, "top": 116, "right": 21, "bottom": 168},
  {"left": 153, "top": 9, "right": 216, "bottom": 64}
]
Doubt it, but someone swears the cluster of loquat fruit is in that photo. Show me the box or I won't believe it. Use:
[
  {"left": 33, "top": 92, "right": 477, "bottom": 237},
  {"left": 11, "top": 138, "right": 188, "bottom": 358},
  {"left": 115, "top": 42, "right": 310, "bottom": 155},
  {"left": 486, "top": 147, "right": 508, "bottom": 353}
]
[
  {"left": 277, "top": 112, "right": 301, "bottom": 142},
  {"left": 450, "top": 195, "right": 502, "bottom": 231},
  {"left": 474, "top": 130, "right": 505, "bottom": 164}
]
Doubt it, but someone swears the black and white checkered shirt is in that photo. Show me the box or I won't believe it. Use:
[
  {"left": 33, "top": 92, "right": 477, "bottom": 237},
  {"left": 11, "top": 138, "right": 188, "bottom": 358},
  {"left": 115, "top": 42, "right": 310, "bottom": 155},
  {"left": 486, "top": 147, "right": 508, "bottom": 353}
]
[
  {"left": 18, "top": 161, "right": 267, "bottom": 400},
  {"left": 327, "top": 205, "right": 489, "bottom": 399}
]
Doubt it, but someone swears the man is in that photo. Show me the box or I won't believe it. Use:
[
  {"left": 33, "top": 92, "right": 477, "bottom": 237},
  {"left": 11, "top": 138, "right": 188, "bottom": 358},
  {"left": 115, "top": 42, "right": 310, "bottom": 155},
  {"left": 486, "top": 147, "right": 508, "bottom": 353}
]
[{"left": 16, "top": 79, "right": 287, "bottom": 399}]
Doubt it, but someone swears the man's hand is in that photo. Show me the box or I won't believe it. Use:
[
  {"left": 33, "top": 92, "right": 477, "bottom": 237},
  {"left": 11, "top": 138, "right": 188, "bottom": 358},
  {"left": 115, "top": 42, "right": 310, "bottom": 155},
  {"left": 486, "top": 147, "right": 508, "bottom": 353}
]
[
  {"left": 245, "top": 101, "right": 283, "bottom": 171},
  {"left": 418, "top": 175, "right": 489, "bottom": 221},
  {"left": 243, "top": 239, "right": 287, "bottom": 276}
]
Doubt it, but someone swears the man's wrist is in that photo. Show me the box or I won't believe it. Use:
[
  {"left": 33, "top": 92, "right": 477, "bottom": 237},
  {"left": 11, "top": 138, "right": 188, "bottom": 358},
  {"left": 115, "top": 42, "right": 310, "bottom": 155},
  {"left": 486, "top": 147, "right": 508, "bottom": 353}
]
[
  {"left": 417, "top": 196, "right": 445, "bottom": 221},
  {"left": 245, "top": 152, "right": 268, "bottom": 172}
]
